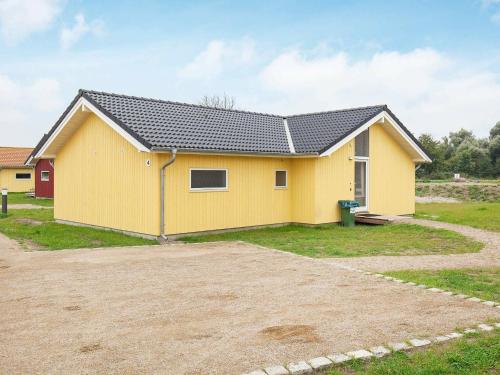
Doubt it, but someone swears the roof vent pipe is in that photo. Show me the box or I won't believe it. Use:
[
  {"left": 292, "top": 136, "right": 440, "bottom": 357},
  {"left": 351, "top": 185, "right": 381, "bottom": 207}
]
[{"left": 160, "top": 149, "right": 177, "bottom": 239}]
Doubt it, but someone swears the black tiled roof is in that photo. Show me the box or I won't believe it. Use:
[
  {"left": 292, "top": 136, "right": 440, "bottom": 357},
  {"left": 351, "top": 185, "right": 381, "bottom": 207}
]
[
  {"left": 83, "top": 90, "right": 290, "bottom": 154},
  {"left": 36, "top": 89, "right": 428, "bottom": 158},
  {"left": 287, "top": 105, "right": 386, "bottom": 153}
]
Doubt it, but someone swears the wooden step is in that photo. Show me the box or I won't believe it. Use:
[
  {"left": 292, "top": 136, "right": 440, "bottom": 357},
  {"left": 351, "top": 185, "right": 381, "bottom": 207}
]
[{"left": 355, "top": 213, "right": 393, "bottom": 225}]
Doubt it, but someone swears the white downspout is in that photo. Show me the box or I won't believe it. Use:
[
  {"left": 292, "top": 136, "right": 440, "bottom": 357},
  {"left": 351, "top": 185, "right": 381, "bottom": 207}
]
[{"left": 160, "top": 149, "right": 177, "bottom": 239}]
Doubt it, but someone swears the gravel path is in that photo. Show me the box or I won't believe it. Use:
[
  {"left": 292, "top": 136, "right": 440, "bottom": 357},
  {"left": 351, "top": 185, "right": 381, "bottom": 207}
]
[
  {"left": 8, "top": 204, "right": 48, "bottom": 210},
  {"left": 0, "top": 234, "right": 498, "bottom": 374},
  {"left": 415, "top": 196, "right": 461, "bottom": 203},
  {"left": 323, "top": 218, "right": 500, "bottom": 272}
]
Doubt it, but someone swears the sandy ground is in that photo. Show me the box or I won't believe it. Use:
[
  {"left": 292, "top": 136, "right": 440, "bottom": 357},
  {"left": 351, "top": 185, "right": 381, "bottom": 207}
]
[
  {"left": 0, "top": 235, "right": 498, "bottom": 375},
  {"left": 324, "top": 218, "right": 500, "bottom": 272}
]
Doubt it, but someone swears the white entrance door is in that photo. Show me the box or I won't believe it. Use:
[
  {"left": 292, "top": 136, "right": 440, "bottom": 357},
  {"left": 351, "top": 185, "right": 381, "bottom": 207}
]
[{"left": 354, "top": 160, "right": 369, "bottom": 211}]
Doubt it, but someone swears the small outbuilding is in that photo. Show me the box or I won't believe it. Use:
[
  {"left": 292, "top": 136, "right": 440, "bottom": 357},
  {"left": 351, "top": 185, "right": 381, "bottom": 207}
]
[
  {"left": 32, "top": 89, "right": 431, "bottom": 238},
  {"left": 26, "top": 135, "right": 54, "bottom": 199},
  {"left": 0, "top": 147, "right": 34, "bottom": 193}
]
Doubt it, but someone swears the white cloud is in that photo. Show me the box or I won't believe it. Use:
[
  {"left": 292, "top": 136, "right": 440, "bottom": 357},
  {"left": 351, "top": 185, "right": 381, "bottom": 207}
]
[
  {"left": 481, "top": 0, "right": 500, "bottom": 6},
  {"left": 178, "top": 38, "right": 255, "bottom": 80},
  {"left": 259, "top": 48, "right": 500, "bottom": 137},
  {"left": 0, "top": 0, "right": 61, "bottom": 45},
  {"left": 0, "top": 74, "right": 63, "bottom": 146},
  {"left": 60, "top": 13, "right": 103, "bottom": 49},
  {"left": 481, "top": 0, "right": 500, "bottom": 22}
]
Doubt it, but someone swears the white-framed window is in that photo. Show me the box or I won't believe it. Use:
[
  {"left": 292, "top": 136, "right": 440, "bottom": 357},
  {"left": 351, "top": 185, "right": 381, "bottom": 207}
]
[
  {"left": 275, "top": 170, "right": 288, "bottom": 189},
  {"left": 189, "top": 168, "right": 228, "bottom": 191},
  {"left": 41, "top": 171, "right": 50, "bottom": 182},
  {"left": 15, "top": 173, "right": 31, "bottom": 180},
  {"left": 355, "top": 129, "right": 369, "bottom": 157}
]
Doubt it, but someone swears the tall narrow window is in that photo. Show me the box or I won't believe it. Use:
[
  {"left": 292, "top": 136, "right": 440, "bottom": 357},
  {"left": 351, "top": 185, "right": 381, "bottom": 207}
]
[
  {"left": 275, "top": 170, "right": 287, "bottom": 189},
  {"left": 355, "top": 129, "right": 369, "bottom": 157},
  {"left": 190, "top": 169, "right": 227, "bottom": 191},
  {"left": 355, "top": 161, "right": 367, "bottom": 207}
]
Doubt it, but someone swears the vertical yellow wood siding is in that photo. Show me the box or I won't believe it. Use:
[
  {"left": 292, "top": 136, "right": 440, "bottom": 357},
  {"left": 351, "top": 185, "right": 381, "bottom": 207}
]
[
  {"left": 162, "top": 154, "right": 292, "bottom": 235},
  {"left": 53, "top": 114, "right": 416, "bottom": 236},
  {"left": 289, "top": 158, "right": 316, "bottom": 224},
  {"left": 0, "top": 168, "right": 34, "bottom": 192},
  {"left": 54, "top": 114, "right": 161, "bottom": 235},
  {"left": 313, "top": 141, "right": 355, "bottom": 223},
  {"left": 369, "top": 124, "right": 415, "bottom": 215}
]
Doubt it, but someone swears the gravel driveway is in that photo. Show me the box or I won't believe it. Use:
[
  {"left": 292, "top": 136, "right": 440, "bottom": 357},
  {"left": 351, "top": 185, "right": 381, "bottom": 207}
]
[{"left": 0, "top": 235, "right": 498, "bottom": 375}]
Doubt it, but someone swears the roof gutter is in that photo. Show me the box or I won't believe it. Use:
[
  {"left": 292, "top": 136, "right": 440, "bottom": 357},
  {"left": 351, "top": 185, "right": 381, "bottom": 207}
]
[
  {"left": 150, "top": 147, "right": 318, "bottom": 157},
  {"left": 160, "top": 149, "right": 177, "bottom": 239}
]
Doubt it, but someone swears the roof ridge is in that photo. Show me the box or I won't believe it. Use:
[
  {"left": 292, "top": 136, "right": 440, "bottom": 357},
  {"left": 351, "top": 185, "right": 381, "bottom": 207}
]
[
  {"left": 287, "top": 104, "right": 387, "bottom": 118},
  {"left": 80, "top": 89, "right": 284, "bottom": 119},
  {"left": 80, "top": 90, "right": 388, "bottom": 120}
]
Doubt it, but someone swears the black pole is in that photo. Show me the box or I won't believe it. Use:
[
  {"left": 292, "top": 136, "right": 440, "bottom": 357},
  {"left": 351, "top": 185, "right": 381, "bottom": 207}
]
[{"left": 1, "top": 189, "right": 7, "bottom": 214}]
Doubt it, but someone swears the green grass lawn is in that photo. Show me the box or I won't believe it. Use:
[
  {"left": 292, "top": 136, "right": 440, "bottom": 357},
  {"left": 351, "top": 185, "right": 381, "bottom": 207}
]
[
  {"left": 0, "top": 209, "right": 157, "bottom": 250},
  {"left": 323, "top": 330, "right": 499, "bottom": 375},
  {"left": 385, "top": 268, "right": 500, "bottom": 302},
  {"left": 180, "top": 223, "right": 483, "bottom": 258},
  {"left": 7, "top": 192, "right": 53, "bottom": 207},
  {"left": 415, "top": 202, "right": 500, "bottom": 232}
]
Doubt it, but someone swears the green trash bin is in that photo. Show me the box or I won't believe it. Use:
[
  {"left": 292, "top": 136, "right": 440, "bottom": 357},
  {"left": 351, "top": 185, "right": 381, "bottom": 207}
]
[{"left": 338, "top": 200, "right": 360, "bottom": 227}]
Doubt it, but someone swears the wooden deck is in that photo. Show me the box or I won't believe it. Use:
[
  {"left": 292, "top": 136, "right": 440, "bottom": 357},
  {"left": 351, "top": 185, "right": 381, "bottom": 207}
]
[{"left": 354, "top": 213, "right": 402, "bottom": 225}]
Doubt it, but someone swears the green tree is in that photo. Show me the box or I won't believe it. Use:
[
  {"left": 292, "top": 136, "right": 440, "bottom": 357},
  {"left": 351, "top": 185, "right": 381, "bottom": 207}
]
[
  {"left": 449, "top": 129, "right": 475, "bottom": 150},
  {"left": 450, "top": 141, "right": 492, "bottom": 177},
  {"left": 489, "top": 122, "right": 500, "bottom": 166},
  {"left": 490, "top": 121, "right": 500, "bottom": 139},
  {"left": 489, "top": 135, "right": 500, "bottom": 163},
  {"left": 417, "top": 133, "right": 447, "bottom": 178}
]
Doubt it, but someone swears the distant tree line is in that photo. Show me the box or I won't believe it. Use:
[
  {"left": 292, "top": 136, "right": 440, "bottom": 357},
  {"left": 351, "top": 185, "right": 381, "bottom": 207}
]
[{"left": 417, "top": 122, "right": 500, "bottom": 179}]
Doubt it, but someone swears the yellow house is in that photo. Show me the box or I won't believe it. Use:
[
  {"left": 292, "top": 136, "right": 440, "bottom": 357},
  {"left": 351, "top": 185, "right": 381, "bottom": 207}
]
[
  {"left": 0, "top": 147, "right": 35, "bottom": 193},
  {"left": 32, "top": 90, "right": 431, "bottom": 238}
]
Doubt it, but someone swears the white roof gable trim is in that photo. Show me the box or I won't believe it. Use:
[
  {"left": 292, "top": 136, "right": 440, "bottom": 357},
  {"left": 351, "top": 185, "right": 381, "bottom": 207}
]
[
  {"left": 319, "top": 111, "right": 432, "bottom": 163},
  {"left": 35, "top": 97, "right": 150, "bottom": 159},
  {"left": 25, "top": 155, "right": 34, "bottom": 166}
]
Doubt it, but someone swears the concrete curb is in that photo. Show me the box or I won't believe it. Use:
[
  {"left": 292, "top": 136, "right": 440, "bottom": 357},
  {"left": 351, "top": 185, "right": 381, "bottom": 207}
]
[
  {"left": 335, "top": 264, "right": 500, "bottom": 309},
  {"left": 242, "top": 322, "right": 499, "bottom": 375}
]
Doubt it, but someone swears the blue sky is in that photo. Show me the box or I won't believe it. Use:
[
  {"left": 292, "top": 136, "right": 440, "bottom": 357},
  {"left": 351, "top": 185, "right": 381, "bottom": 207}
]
[{"left": 1, "top": 0, "right": 500, "bottom": 146}]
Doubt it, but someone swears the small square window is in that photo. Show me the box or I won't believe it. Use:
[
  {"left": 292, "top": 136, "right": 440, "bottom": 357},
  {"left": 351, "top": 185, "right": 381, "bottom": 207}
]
[
  {"left": 275, "top": 170, "right": 287, "bottom": 188},
  {"left": 41, "top": 171, "right": 50, "bottom": 182}
]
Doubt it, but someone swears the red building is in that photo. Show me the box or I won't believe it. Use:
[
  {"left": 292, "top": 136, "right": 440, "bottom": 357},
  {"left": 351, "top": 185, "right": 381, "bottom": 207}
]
[
  {"left": 25, "top": 134, "right": 54, "bottom": 199},
  {"left": 34, "top": 159, "right": 54, "bottom": 198}
]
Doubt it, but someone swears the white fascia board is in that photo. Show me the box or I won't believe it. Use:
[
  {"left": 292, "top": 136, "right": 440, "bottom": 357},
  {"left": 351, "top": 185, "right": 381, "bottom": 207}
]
[
  {"left": 35, "top": 97, "right": 150, "bottom": 158},
  {"left": 82, "top": 99, "right": 150, "bottom": 152},
  {"left": 25, "top": 156, "right": 34, "bottom": 166},
  {"left": 381, "top": 111, "right": 432, "bottom": 162},
  {"left": 283, "top": 118, "right": 296, "bottom": 154},
  {"left": 36, "top": 97, "right": 85, "bottom": 158},
  {"left": 320, "top": 111, "right": 431, "bottom": 162}
]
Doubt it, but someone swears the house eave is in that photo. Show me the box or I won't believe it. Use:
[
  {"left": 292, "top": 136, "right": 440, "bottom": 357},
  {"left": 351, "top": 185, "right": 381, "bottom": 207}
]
[
  {"left": 150, "top": 147, "right": 319, "bottom": 158},
  {"left": 34, "top": 96, "right": 151, "bottom": 160},
  {"left": 319, "top": 110, "right": 432, "bottom": 163}
]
